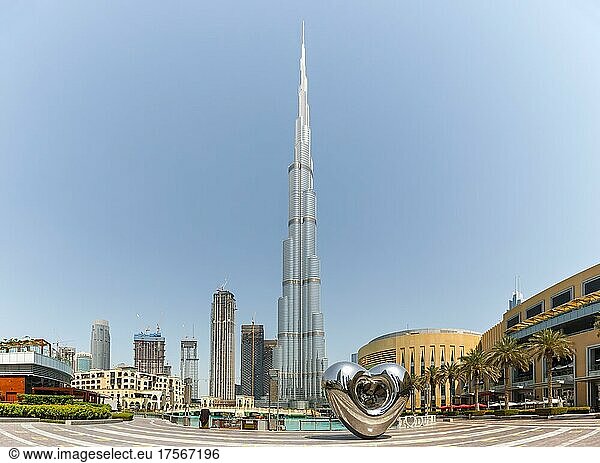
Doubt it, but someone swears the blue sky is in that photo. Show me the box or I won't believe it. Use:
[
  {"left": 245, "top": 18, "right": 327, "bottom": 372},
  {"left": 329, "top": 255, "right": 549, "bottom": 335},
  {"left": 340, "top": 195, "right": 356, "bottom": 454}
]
[{"left": 1, "top": 1, "right": 599, "bottom": 394}]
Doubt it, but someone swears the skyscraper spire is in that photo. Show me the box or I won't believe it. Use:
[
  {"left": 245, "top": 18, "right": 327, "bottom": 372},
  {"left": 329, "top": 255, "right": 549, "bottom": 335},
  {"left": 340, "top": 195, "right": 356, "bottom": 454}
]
[
  {"left": 298, "top": 20, "right": 309, "bottom": 127},
  {"left": 274, "top": 23, "right": 327, "bottom": 406}
]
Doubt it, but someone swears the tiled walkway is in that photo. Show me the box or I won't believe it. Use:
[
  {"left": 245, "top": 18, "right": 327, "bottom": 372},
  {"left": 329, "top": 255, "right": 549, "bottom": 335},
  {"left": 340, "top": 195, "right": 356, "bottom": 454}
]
[{"left": 0, "top": 417, "right": 599, "bottom": 447}]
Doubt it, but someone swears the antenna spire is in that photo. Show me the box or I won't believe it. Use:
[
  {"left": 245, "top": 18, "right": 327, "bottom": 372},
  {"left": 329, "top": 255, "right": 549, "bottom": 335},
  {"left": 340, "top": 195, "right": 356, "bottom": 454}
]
[{"left": 298, "top": 21, "right": 309, "bottom": 123}]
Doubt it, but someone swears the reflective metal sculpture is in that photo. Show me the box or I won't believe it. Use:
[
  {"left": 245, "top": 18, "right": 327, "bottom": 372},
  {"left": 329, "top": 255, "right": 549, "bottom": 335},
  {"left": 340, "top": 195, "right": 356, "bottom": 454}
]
[{"left": 322, "top": 362, "right": 411, "bottom": 439}]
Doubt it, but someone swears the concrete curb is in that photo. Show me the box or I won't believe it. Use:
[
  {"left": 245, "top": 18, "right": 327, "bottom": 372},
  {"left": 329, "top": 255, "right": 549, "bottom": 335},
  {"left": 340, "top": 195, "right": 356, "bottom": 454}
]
[
  {"left": 547, "top": 413, "right": 600, "bottom": 420},
  {"left": 66, "top": 419, "right": 123, "bottom": 426},
  {"left": 0, "top": 418, "right": 40, "bottom": 423}
]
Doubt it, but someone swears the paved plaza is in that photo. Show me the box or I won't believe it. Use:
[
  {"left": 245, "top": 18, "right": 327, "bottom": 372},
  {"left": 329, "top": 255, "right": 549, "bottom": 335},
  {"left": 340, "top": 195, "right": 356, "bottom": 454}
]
[{"left": 0, "top": 417, "right": 599, "bottom": 447}]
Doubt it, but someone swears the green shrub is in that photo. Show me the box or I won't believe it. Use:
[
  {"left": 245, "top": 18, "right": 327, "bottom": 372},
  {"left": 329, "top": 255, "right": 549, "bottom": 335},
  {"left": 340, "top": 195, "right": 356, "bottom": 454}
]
[
  {"left": 17, "top": 394, "right": 75, "bottom": 405},
  {"left": 493, "top": 409, "right": 521, "bottom": 416},
  {"left": 0, "top": 403, "right": 111, "bottom": 420},
  {"left": 566, "top": 407, "right": 590, "bottom": 414},
  {"left": 518, "top": 409, "right": 536, "bottom": 415},
  {"left": 535, "top": 407, "right": 568, "bottom": 416},
  {"left": 112, "top": 412, "right": 134, "bottom": 421}
]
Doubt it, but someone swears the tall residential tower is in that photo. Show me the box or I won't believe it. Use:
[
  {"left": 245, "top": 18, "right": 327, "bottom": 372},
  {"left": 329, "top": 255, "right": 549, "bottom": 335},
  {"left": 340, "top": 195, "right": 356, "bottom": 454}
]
[
  {"left": 240, "top": 322, "right": 264, "bottom": 400},
  {"left": 209, "top": 289, "right": 236, "bottom": 400},
  {"left": 274, "top": 23, "right": 327, "bottom": 406},
  {"left": 90, "top": 320, "right": 110, "bottom": 370}
]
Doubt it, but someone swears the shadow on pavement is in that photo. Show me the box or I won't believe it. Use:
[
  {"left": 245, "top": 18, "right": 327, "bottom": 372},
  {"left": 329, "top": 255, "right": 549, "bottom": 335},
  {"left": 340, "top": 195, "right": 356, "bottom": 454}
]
[{"left": 306, "top": 434, "right": 392, "bottom": 441}]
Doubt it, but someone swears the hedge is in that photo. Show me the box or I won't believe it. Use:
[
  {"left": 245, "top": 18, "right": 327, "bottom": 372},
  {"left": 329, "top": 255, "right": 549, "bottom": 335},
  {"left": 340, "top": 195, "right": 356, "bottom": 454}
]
[
  {"left": 566, "top": 407, "right": 591, "bottom": 414},
  {"left": 535, "top": 407, "right": 568, "bottom": 416},
  {"left": 0, "top": 403, "right": 111, "bottom": 420},
  {"left": 112, "top": 412, "right": 134, "bottom": 421},
  {"left": 17, "top": 394, "right": 75, "bottom": 405},
  {"left": 493, "top": 409, "right": 521, "bottom": 416}
]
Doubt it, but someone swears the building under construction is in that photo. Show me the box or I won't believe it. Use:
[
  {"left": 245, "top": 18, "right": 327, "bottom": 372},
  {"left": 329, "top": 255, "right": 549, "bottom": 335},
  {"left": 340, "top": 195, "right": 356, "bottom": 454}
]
[{"left": 134, "top": 326, "right": 166, "bottom": 376}]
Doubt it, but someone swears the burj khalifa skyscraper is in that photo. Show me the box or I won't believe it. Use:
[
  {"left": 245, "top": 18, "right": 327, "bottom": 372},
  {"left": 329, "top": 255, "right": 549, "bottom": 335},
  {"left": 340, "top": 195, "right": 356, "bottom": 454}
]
[{"left": 274, "top": 23, "right": 327, "bottom": 406}]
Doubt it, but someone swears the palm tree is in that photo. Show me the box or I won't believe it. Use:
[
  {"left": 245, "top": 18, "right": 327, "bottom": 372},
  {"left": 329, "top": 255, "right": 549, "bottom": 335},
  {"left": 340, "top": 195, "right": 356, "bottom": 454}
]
[
  {"left": 459, "top": 347, "right": 500, "bottom": 411},
  {"left": 422, "top": 365, "right": 444, "bottom": 412},
  {"left": 489, "top": 336, "right": 530, "bottom": 411},
  {"left": 441, "top": 362, "right": 464, "bottom": 411},
  {"left": 526, "top": 329, "right": 575, "bottom": 408},
  {"left": 406, "top": 374, "right": 424, "bottom": 414}
]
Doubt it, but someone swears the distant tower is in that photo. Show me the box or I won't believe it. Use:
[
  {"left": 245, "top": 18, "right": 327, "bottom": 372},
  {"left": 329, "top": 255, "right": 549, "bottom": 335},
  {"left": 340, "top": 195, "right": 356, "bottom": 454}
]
[
  {"left": 134, "top": 325, "right": 166, "bottom": 375},
  {"left": 263, "top": 339, "right": 277, "bottom": 398},
  {"left": 274, "top": 22, "right": 327, "bottom": 406},
  {"left": 240, "top": 321, "right": 265, "bottom": 400},
  {"left": 508, "top": 276, "right": 524, "bottom": 310},
  {"left": 57, "top": 346, "right": 76, "bottom": 372},
  {"left": 75, "top": 352, "right": 92, "bottom": 372},
  {"left": 90, "top": 320, "right": 110, "bottom": 370},
  {"left": 209, "top": 289, "right": 236, "bottom": 400},
  {"left": 181, "top": 338, "right": 199, "bottom": 400}
]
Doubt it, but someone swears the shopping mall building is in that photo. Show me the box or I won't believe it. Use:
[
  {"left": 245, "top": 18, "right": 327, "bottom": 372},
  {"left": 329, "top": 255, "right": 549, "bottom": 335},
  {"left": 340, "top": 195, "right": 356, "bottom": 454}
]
[
  {"left": 358, "top": 328, "right": 482, "bottom": 409},
  {"left": 357, "top": 263, "right": 600, "bottom": 410},
  {"left": 481, "top": 263, "right": 600, "bottom": 409}
]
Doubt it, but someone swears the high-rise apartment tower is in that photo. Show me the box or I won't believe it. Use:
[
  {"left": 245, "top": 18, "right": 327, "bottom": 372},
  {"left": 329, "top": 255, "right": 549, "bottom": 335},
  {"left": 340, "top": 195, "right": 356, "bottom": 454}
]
[
  {"left": 209, "top": 289, "right": 236, "bottom": 400},
  {"left": 90, "top": 320, "right": 111, "bottom": 370},
  {"left": 274, "top": 23, "right": 327, "bottom": 406},
  {"left": 240, "top": 322, "right": 264, "bottom": 400}
]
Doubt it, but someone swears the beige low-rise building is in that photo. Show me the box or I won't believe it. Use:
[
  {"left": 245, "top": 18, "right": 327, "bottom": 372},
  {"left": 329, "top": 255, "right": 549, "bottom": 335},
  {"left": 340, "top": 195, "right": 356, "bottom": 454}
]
[
  {"left": 482, "top": 263, "right": 600, "bottom": 409},
  {"left": 358, "top": 328, "right": 482, "bottom": 409},
  {"left": 72, "top": 364, "right": 184, "bottom": 411}
]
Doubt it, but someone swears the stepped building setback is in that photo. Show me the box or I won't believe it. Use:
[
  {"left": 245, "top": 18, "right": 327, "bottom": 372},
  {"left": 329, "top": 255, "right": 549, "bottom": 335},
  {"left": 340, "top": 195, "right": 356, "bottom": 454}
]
[{"left": 274, "top": 23, "right": 327, "bottom": 407}]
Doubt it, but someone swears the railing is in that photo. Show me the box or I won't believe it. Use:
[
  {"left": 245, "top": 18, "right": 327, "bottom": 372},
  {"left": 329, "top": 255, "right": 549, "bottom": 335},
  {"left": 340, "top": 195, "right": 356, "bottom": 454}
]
[{"left": 297, "top": 419, "right": 344, "bottom": 431}]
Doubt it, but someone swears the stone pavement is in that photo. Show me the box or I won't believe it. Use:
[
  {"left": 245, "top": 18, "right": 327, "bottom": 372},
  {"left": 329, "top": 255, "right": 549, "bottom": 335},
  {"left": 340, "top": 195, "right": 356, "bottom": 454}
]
[{"left": 0, "top": 417, "right": 599, "bottom": 447}]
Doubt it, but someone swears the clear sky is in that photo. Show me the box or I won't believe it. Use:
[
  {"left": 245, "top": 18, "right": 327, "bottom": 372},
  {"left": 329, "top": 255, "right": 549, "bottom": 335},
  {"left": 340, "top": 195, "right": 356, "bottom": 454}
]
[{"left": 1, "top": 1, "right": 599, "bottom": 394}]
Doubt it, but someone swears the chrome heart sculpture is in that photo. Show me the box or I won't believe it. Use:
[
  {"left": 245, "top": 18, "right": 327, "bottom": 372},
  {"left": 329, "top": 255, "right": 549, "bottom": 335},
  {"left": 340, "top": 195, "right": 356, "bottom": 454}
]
[{"left": 322, "top": 361, "right": 410, "bottom": 439}]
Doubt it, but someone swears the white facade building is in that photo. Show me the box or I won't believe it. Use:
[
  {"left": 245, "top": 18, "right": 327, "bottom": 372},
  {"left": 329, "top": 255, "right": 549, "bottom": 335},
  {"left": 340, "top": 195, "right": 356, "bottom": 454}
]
[{"left": 72, "top": 365, "right": 184, "bottom": 412}]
